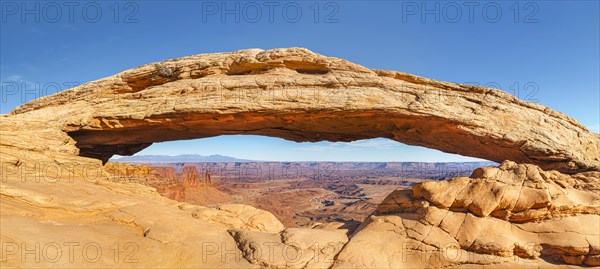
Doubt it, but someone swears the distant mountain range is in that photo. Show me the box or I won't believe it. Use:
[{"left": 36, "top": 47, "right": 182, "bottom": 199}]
[
  {"left": 110, "top": 154, "right": 257, "bottom": 163},
  {"left": 110, "top": 154, "right": 497, "bottom": 167}
]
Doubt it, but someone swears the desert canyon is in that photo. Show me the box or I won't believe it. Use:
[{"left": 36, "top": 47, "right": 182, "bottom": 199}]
[{"left": 1, "top": 48, "right": 599, "bottom": 268}]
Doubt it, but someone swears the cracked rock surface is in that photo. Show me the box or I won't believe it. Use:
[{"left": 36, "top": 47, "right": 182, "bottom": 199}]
[
  {"left": 229, "top": 228, "right": 348, "bottom": 269},
  {"left": 333, "top": 161, "right": 600, "bottom": 268}
]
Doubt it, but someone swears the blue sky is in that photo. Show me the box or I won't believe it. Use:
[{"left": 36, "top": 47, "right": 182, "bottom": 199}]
[{"left": 1, "top": 1, "right": 598, "bottom": 162}]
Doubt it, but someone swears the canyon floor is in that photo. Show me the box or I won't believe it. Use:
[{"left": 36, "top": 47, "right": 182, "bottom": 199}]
[{"left": 105, "top": 161, "right": 476, "bottom": 232}]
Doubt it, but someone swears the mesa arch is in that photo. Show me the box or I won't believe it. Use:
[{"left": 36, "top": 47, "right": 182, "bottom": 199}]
[{"left": 10, "top": 48, "right": 600, "bottom": 173}]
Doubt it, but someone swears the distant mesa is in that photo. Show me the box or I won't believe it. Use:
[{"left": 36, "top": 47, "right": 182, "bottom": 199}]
[
  {"left": 110, "top": 153, "right": 498, "bottom": 166},
  {"left": 111, "top": 154, "right": 257, "bottom": 163}
]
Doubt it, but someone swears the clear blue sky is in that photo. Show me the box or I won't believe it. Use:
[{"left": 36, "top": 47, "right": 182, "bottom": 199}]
[{"left": 1, "top": 1, "right": 598, "bottom": 161}]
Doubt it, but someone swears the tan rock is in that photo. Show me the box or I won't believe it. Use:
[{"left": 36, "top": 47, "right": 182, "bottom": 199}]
[
  {"left": 8, "top": 48, "right": 599, "bottom": 173},
  {"left": 0, "top": 180, "right": 252, "bottom": 268},
  {"left": 305, "top": 221, "right": 346, "bottom": 230},
  {"left": 229, "top": 228, "right": 347, "bottom": 268},
  {"left": 190, "top": 204, "right": 285, "bottom": 233},
  {"left": 334, "top": 162, "right": 600, "bottom": 268}
]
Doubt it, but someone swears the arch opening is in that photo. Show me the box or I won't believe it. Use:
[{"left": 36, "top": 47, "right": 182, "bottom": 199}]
[
  {"left": 66, "top": 111, "right": 517, "bottom": 166},
  {"left": 105, "top": 135, "right": 494, "bottom": 230}
]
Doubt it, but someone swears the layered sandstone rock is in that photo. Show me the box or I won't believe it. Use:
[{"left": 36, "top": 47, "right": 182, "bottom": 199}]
[
  {"left": 229, "top": 228, "right": 348, "bottom": 269},
  {"left": 1, "top": 48, "right": 599, "bottom": 268},
  {"left": 333, "top": 161, "right": 600, "bottom": 268},
  {"left": 181, "top": 166, "right": 202, "bottom": 187},
  {"left": 162, "top": 184, "right": 231, "bottom": 205},
  {"left": 8, "top": 48, "right": 599, "bottom": 173},
  {"left": 104, "top": 162, "right": 178, "bottom": 182},
  {"left": 104, "top": 162, "right": 230, "bottom": 205},
  {"left": 189, "top": 204, "right": 286, "bottom": 233}
]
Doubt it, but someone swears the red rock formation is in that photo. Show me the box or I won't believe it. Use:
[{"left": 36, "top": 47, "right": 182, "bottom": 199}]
[
  {"left": 182, "top": 166, "right": 200, "bottom": 187},
  {"left": 104, "top": 162, "right": 177, "bottom": 183},
  {"left": 204, "top": 169, "right": 212, "bottom": 186},
  {"left": 151, "top": 167, "right": 177, "bottom": 181}
]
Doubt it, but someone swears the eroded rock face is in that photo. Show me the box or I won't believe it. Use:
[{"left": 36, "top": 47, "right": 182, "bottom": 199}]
[
  {"left": 9, "top": 48, "right": 599, "bottom": 173},
  {"left": 189, "top": 204, "right": 286, "bottom": 233},
  {"left": 333, "top": 161, "right": 600, "bottom": 268},
  {"left": 229, "top": 228, "right": 348, "bottom": 269},
  {"left": 105, "top": 162, "right": 178, "bottom": 182}
]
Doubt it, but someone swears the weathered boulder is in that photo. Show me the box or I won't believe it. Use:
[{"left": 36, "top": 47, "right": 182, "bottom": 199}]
[
  {"left": 0, "top": 165, "right": 253, "bottom": 268},
  {"left": 229, "top": 228, "right": 348, "bottom": 269},
  {"left": 190, "top": 204, "right": 285, "bottom": 233},
  {"left": 334, "top": 161, "right": 600, "bottom": 268}
]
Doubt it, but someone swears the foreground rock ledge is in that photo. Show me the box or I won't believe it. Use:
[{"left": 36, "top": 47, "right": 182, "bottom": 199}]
[
  {"left": 334, "top": 161, "right": 600, "bottom": 268},
  {"left": 9, "top": 48, "right": 600, "bottom": 173}
]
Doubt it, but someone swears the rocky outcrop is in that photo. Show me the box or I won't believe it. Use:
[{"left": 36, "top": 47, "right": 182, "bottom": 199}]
[
  {"left": 104, "top": 162, "right": 230, "bottom": 205},
  {"left": 105, "top": 162, "right": 178, "bottom": 182},
  {"left": 8, "top": 48, "right": 599, "bottom": 173},
  {"left": 333, "top": 161, "right": 600, "bottom": 268},
  {"left": 181, "top": 166, "right": 201, "bottom": 187},
  {"left": 1, "top": 48, "right": 599, "bottom": 268},
  {"left": 229, "top": 228, "right": 348, "bottom": 269},
  {"left": 188, "top": 204, "right": 286, "bottom": 233}
]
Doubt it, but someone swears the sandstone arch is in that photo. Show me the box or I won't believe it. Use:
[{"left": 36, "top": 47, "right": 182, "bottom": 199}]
[
  {"left": 10, "top": 48, "right": 599, "bottom": 173},
  {"left": 2, "top": 47, "right": 600, "bottom": 268}
]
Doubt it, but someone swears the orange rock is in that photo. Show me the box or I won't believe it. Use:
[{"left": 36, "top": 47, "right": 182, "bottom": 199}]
[{"left": 9, "top": 48, "right": 599, "bottom": 173}]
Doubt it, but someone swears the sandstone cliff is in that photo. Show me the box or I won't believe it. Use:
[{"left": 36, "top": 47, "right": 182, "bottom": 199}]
[{"left": 104, "top": 162, "right": 231, "bottom": 206}]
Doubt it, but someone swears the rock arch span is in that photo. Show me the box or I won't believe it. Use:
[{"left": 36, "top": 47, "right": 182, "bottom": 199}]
[{"left": 10, "top": 48, "right": 599, "bottom": 173}]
